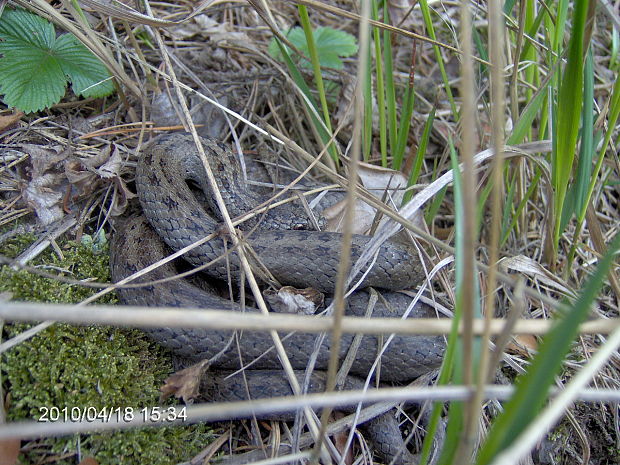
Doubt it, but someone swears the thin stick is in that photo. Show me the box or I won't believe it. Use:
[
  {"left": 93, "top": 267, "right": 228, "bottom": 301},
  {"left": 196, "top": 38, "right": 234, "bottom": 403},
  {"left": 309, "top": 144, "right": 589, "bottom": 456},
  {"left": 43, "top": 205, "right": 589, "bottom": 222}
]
[
  {"left": 1, "top": 385, "right": 618, "bottom": 441},
  {"left": 1, "top": 302, "right": 618, "bottom": 336},
  {"left": 469, "top": 0, "right": 507, "bottom": 459},
  {"left": 455, "top": 1, "right": 478, "bottom": 462}
]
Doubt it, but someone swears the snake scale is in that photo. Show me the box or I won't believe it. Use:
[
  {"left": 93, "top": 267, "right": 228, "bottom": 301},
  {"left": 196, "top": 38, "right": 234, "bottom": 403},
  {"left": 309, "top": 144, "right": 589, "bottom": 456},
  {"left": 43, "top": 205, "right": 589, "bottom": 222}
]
[{"left": 110, "top": 134, "right": 446, "bottom": 464}]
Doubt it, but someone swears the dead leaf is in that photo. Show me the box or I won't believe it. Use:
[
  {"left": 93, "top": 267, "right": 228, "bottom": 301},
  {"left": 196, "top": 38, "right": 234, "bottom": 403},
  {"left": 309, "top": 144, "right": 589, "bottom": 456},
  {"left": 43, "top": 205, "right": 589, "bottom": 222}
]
[
  {"left": 499, "top": 256, "right": 573, "bottom": 296},
  {"left": 332, "top": 411, "right": 354, "bottom": 465},
  {"left": 23, "top": 174, "right": 64, "bottom": 225},
  {"left": 263, "top": 286, "right": 324, "bottom": 314},
  {"left": 160, "top": 360, "right": 210, "bottom": 403},
  {"left": 168, "top": 14, "right": 245, "bottom": 43},
  {"left": 323, "top": 162, "right": 422, "bottom": 234},
  {"left": 64, "top": 160, "right": 98, "bottom": 197},
  {"left": 0, "top": 438, "right": 20, "bottom": 465},
  {"left": 109, "top": 177, "right": 136, "bottom": 217},
  {"left": 323, "top": 199, "right": 378, "bottom": 234},
  {"left": 18, "top": 144, "right": 69, "bottom": 224},
  {"left": 77, "top": 458, "right": 99, "bottom": 465},
  {"left": 506, "top": 334, "right": 538, "bottom": 357},
  {"left": 358, "top": 162, "right": 408, "bottom": 205},
  {"left": 22, "top": 144, "right": 67, "bottom": 178},
  {"left": 0, "top": 110, "right": 23, "bottom": 133},
  {"left": 76, "top": 145, "right": 113, "bottom": 170}
]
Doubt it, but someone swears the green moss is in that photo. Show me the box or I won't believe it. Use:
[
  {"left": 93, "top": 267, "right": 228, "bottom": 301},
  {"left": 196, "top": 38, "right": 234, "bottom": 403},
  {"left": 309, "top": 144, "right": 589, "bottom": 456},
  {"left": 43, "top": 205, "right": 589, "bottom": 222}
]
[
  {"left": 0, "top": 235, "right": 116, "bottom": 304},
  {"left": 0, "top": 235, "right": 213, "bottom": 465}
]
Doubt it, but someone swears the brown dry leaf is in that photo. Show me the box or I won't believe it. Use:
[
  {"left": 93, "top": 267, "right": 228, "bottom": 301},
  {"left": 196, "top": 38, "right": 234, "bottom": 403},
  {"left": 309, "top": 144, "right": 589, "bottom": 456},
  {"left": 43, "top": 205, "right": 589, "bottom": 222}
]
[
  {"left": 263, "top": 286, "right": 324, "bottom": 314},
  {"left": 77, "top": 144, "right": 113, "bottom": 170},
  {"left": 499, "top": 256, "right": 573, "bottom": 296},
  {"left": 358, "top": 162, "right": 408, "bottom": 206},
  {"left": 95, "top": 146, "right": 122, "bottom": 179},
  {"left": 20, "top": 144, "right": 69, "bottom": 224},
  {"left": 109, "top": 177, "right": 136, "bottom": 217},
  {"left": 65, "top": 145, "right": 116, "bottom": 197},
  {"left": 332, "top": 411, "right": 354, "bottom": 465},
  {"left": 160, "top": 360, "right": 210, "bottom": 403},
  {"left": 77, "top": 457, "right": 99, "bottom": 465},
  {"left": 169, "top": 14, "right": 247, "bottom": 44},
  {"left": 506, "top": 334, "right": 539, "bottom": 357},
  {"left": 0, "top": 110, "right": 23, "bottom": 133},
  {"left": 0, "top": 438, "right": 21, "bottom": 465},
  {"left": 324, "top": 162, "right": 419, "bottom": 234},
  {"left": 64, "top": 160, "right": 98, "bottom": 197},
  {"left": 323, "top": 198, "right": 377, "bottom": 234},
  {"left": 22, "top": 144, "right": 67, "bottom": 178},
  {"left": 23, "top": 174, "right": 65, "bottom": 225}
]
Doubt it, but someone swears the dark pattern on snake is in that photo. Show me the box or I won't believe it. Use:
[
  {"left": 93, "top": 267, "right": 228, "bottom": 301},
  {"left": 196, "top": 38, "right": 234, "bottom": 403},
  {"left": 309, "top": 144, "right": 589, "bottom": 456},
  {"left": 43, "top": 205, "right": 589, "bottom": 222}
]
[{"left": 110, "top": 134, "right": 446, "bottom": 464}]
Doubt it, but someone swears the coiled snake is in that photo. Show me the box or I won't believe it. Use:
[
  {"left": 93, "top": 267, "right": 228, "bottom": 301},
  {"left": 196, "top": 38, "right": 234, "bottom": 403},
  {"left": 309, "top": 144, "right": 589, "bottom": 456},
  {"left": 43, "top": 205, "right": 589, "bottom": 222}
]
[{"left": 110, "top": 134, "right": 446, "bottom": 464}]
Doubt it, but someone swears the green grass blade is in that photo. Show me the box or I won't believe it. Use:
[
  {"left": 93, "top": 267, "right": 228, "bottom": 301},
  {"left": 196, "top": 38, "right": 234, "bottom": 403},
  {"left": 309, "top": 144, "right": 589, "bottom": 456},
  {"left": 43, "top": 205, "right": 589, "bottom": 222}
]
[
  {"left": 383, "top": 10, "right": 397, "bottom": 159},
  {"left": 371, "top": 0, "right": 387, "bottom": 166},
  {"left": 581, "top": 58, "right": 620, "bottom": 225},
  {"left": 519, "top": 6, "right": 547, "bottom": 63},
  {"left": 418, "top": 0, "right": 458, "bottom": 117},
  {"left": 476, "top": 231, "right": 620, "bottom": 464},
  {"left": 503, "top": 0, "right": 517, "bottom": 14},
  {"left": 499, "top": 175, "right": 515, "bottom": 244},
  {"left": 297, "top": 6, "right": 335, "bottom": 156},
  {"left": 551, "top": 0, "right": 570, "bottom": 54},
  {"left": 363, "top": 32, "right": 373, "bottom": 161},
  {"left": 611, "top": 28, "right": 619, "bottom": 71},
  {"left": 501, "top": 170, "right": 542, "bottom": 247},
  {"left": 552, "top": 0, "right": 589, "bottom": 249},
  {"left": 472, "top": 25, "right": 489, "bottom": 66},
  {"left": 272, "top": 37, "right": 339, "bottom": 161},
  {"left": 437, "top": 139, "right": 482, "bottom": 465},
  {"left": 403, "top": 106, "right": 435, "bottom": 205},
  {"left": 392, "top": 52, "right": 415, "bottom": 170},
  {"left": 419, "top": 146, "right": 463, "bottom": 460},
  {"left": 425, "top": 184, "right": 446, "bottom": 225},
  {"left": 383, "top": 8, "right": 398, "bottom": 159},
  {"left": 563, "top": 50, "right": 594, "bottom": 239},
  {"left": 506, "top": 82, "right": 546, "bottom": 145}
]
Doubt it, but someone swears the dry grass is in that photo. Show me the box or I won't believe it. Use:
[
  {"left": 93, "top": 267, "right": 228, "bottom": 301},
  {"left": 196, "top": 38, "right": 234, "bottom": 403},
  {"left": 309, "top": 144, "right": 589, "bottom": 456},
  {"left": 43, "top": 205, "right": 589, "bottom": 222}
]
[{"left": 0, "top": 1, "right": 619, "bottom": 464}]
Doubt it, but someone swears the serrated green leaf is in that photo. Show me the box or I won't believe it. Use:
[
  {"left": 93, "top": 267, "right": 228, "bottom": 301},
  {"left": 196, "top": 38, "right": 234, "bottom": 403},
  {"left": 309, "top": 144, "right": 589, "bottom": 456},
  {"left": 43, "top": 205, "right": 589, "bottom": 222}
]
[
  {"left": 55, "top": 34, "right": 115, "bottom": 98},
  {"left": 0, "top": 7, "right": 114, "bottom": 112},
  {"left": 0, "top": 52, "right": 66, "bottom": 113},
  {"left": 268, "top": 26, "right": 357, "bottom": 70},
  {"left": 0, "top": 8, "right": 55, "bottom": 50},
  {"left": 0, "top": 9, "right": 67, "bottom": 112},
  {"left": 313, "top": 26, "right": 357, "bottom": 55}
]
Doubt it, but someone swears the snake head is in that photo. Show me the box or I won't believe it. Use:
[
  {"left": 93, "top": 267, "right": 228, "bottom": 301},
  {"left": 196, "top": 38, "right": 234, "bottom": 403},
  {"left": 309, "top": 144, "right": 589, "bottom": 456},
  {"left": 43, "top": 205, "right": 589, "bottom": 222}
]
[
  {"left": 277, "top": 209, "right": 327, "bottom": 231},
  {"left": 291, "top": 214, "right": 327, "bottom": 231}
]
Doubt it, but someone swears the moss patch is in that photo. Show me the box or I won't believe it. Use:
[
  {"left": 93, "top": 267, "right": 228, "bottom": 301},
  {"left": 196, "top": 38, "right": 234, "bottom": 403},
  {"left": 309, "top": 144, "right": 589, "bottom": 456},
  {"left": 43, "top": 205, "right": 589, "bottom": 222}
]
[{"left": 0, "top": 234, "right": 213, "bottom": 464}]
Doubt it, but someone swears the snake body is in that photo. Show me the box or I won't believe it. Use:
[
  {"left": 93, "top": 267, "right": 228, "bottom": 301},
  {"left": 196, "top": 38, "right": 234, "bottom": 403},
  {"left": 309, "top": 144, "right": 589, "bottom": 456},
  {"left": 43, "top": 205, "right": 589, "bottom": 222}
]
[{"left": 110, "top": 134, "right": 446, "bottom": 463}]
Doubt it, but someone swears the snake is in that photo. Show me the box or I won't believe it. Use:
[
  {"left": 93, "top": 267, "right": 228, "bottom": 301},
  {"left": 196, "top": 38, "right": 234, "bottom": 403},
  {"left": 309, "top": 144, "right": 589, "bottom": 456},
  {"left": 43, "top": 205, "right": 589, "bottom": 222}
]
[{"left": 110, "top": 133, "right": 446, "bottom": 464}]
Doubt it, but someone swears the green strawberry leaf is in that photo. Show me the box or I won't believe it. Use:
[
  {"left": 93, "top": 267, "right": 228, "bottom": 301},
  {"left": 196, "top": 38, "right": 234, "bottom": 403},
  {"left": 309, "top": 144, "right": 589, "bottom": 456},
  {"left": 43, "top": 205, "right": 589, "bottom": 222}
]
[
  {"left": 0, "top": 8, "right": 115, "bottom": 113},
  {"left": 269, "top": 26, "right": 358, "bottom": 70},
  {"left": 54, "top": 33, "right": 115, "bottom": 99}
]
